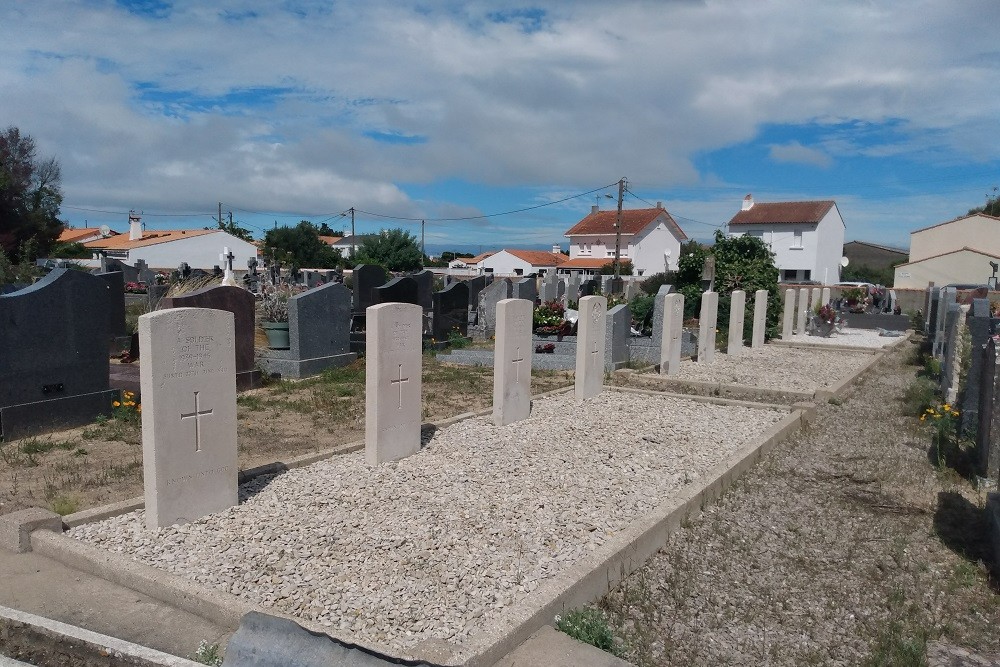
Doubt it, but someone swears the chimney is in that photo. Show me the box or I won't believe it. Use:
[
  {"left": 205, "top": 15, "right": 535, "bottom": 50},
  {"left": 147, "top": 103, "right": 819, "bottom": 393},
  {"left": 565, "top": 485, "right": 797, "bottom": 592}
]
[
  {"left": 591, "top": 205, "right": 599, "bottom": 214},
  {"left": 551, "top": 244, "right": 561, "bottom": 254},
  {"left": 128, "top": 210, "right": 142, "bottom": 241},
  {"left": 656, "top": 201, "right": 663, "bottom": 209},
  {"left": 742, "top": 194, "right": 754, "bottom": 211}
]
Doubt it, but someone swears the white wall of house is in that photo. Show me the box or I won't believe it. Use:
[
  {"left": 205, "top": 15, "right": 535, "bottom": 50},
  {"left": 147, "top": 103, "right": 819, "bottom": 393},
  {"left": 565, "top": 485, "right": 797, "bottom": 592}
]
[
  {"left": 120, "top": 232, "right": 258, "bottom": 270},
  {"left": 476, "top": 250, "right": 558, "bottom": 276},
  {"left": 814, "top": 207, "right": 846, "bottom": 284},
  {"left": 568, "top": 234, "right": 619, "bottom": 261},
  {"left": 894, "top": 248, "right": 1000, "bottom": 288},
  {"left": 909, "top": 214, "right": 1000, "bottom": 263},
  {"left": 730, "top": 208, "right": 844, "bottom": 283},
  {"left": 630, "top": 222, "right": 681, "bottom": 274}
]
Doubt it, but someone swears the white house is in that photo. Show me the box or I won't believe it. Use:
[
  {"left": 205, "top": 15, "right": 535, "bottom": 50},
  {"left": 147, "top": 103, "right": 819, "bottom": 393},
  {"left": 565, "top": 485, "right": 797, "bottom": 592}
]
[
  {"left": 563, "top": 203, "right": 687, "bottom": 276},
  {"left": 475, "top": 249, "right": 568, "bottom": 276},
  {"left": 727, "top": 195, "right": 846, "bottom": 284},
  {"left": 893, "top": 213, "right": 1000, "bottom": 288},
  {"left": 320, "top": 234, "right": 374, "bottom": 258},
  {"left": 83, "top": 215, "right": 258, "bottom": 270}
]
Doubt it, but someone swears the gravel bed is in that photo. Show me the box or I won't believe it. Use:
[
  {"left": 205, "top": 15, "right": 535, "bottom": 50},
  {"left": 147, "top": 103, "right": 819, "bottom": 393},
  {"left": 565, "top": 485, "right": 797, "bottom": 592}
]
[
  {"left": 69, "top": 391, "right": 783, "bottom": 654},
  {"left": 602, "top": 342, "right": 1000, "bottom": 665},
  {"left": 788, "top": 326, "right": 906, "bottom": 348},
  {"left": 668, "top": 344, "right": 871, "bottom": 393}
]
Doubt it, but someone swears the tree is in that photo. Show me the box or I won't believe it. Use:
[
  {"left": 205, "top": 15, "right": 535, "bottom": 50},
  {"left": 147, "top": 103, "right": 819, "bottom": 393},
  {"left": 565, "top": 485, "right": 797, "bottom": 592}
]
[
  {"left": 676, "top": 240, "right": 710, "bottom": 318},
  {"left": 263, "top": 220, "right": 342, "bottom": 269},
  {"left": 316, "top": 222, "right": 345, "bottom": 237},
  {"left": 218, "top": 214, "right": 254, "bottom": 243},
  {"left": 599, "top": 259, "right": 634, "bottom": 275},
  {"left": 353, "top": 228, "right": 423, "bottom": 272},
  {"left": 0, "top": 127, "right": 65, "bottom": 262},
  {"left": 710, "top": 229, "right": 781, "bottom": 341},
  {"left": 968, "top": 188, "right": 1000, "bottom": 218}
]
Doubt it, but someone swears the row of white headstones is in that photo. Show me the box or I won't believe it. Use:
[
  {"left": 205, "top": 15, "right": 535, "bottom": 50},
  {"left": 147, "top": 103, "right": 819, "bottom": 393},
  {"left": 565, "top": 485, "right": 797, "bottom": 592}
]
[
  {"left": 780, "top": 286, "right": 833, "bottom": 338},
  {"left": 137, "top": 290, "right": 769, "bottom": 530}
]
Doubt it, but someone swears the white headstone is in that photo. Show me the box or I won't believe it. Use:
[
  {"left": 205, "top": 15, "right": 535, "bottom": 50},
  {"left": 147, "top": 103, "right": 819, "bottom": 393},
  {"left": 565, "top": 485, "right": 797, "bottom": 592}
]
[
  {"left": 698, "top": 291, "right": 718, "bottom": 363},
  {"left": 727, "top": 290, "right": 746, "bottom": 356},
  {"left": 796, "top": 287, "right": 809, "bottom": 335},
  {"left": 752, "top": 289, "right": 768, "bottom": 348},
  {"left": 810, "top": 287, "right": 821, "bottom": 312},
  {"left": 820, "top": 286, "right": 831, "bottom": 307},
  {"left": 365, "top": 303, "right": 423, "bottom": 464},
  {"left": 139, "top": 307, "right": 238, "bottom": 530},
  {"left": 781, "top": 289, "right": 795, "bottom": 339},
  {"left": 575, "top": 295, "right": 607, "bottom": 400},
  {"left": 493, "top": 298, "right": 533, "bottom": 426},
  {"left": 659, "top": 292, "right": 684, "bottom": 375}
]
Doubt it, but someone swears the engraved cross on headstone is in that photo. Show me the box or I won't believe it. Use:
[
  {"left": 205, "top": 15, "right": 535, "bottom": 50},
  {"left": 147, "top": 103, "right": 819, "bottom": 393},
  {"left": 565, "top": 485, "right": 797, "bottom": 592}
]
[
  {"left": 180, "top": 391, "right": 213, "bottom": 452},
  {"left": 390, "top": 364, "right": 409, "bottom": 409},
  {"left": 511, "top": 347, "right": 524, "bottom": 383}
]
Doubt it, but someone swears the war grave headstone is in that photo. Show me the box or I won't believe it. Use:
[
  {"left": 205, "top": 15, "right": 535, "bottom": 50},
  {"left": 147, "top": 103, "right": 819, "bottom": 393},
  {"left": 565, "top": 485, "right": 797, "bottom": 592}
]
[
  {"left": 139, "top": 307, "right": 238, "bottom": 529},
  {"left": 478, "top": 278, "right": 513, "bottom": 333},
  {"left": 600, "top": 275, "right": 613, "bottom": 294},
  {"left": 659, "top": 292, "right": 684, "bottom": 375},
  {"left": 606, "top": 303, "right": 630, "bottom": 371},
  {"left": 796, "top": 287, "right": 809, "bottom": 336},
  {"left": 512, "top": 276, "right": 537, "bottom": 303},
  {"left": 365, "top": 303, "right": 423, "bottom": 465},
  {"left": 0, "top": 269, "right": 118, "bottom": 439},
  {"left": 728, "top": 290, "right": 746, "bottom": 356},
  {"left": 752, "top": 289, "right": 768, "bottom": 348},
  {"left": 258, "top": 283, "right": 356, "bottom": 379},
  {"left": 977, "top": 338, "right": 1000, "bottom": 481},
  {"left": 412, "top": 269, "right": 434, "bottom": 311},
  {"left": 351, "top": 264, "right": 389, "bottom": 315},
  {"left": 962, "top": 299, "right": 995, "bottom": 435},
  {"left": 159, "top": 286, "right": 261, "bottom": 390},
  {"left": 432, "top": 281, "right": 470, "bottom": 342},
  {"left": 373, "top": 276, "right": 419, "bottom": 307},
  {"left": 493, "top": 298, "right": 533, "bottom": 426},
  {"left": 565, "top": 273, "right": 581, "bottom": 306},
  {"left": 934, "top": 287, "right": 956, "bottom": 357},
  {"left": 781, "top": 289, "right": 796, "bottom": 339},
  {"left": 697, "top": 291, "right": 719, "bottom": 363},
  {"left": 575, "top": 295, "right": 607, "bottom": 400}
]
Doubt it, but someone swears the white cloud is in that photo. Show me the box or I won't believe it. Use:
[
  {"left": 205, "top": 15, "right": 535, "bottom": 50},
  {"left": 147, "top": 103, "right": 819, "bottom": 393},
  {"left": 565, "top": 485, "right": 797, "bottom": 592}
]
[{"left": 768, "top": 141, "right": 833, "bottom": 168}]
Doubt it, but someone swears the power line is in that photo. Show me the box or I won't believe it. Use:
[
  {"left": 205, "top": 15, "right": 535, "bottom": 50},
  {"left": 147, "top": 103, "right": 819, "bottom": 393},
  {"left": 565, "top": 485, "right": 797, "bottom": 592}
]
[
  {"left": 623, "top": 188, "right": 726, "bottom": 228},
  {"left": 62, "top": 205, "right": 215, "bottom": 217}
]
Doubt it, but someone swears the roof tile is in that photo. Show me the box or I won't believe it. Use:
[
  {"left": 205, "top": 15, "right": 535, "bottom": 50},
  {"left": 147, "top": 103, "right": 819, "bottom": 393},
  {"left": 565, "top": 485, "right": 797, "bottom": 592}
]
[
  {"left": 565, "top": 208, "right": 687, "bottom": 240},
  {"left": 729, "top": 200, "right": 835, "bottom": 225}
]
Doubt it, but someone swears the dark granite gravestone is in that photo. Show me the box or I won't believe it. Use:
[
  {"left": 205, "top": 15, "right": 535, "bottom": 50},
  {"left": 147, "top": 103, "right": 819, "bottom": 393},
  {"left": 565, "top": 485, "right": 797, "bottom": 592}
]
[
  {"left": 512, "top": 276, "right": 537, "bottom": 303},
  {"left": 977, "top": 339, "right": 1000, "bottom": 481},
  {"left": 100, "top": 258, "right": 139, "bottom": 283},
  {"left": 147, "top": 283, "right": 169, "bottom": 310},
  {"left": 258, "top": 283, "right": 356, "bottom": 379},
  {"left": 432, "top": 282, "right": 470, "bottom": 341},
  {"left": 0, "top": 269, "right": 117, "bottom": 439},
  {"left": 412, "top": 269, "right": 434, "bottom": 311},
  {"left": 466, "top": 276, "right": 487, "bottom": 309},
  {"left": 96, "top": 271, "right": 129, "bottom": 350},
  {"left": 0, "top": 283, "right": 29, "bottom": 295},
  {"left": 605, "top": 303, "right": 631, "bottom": 371},
  {"left": 373, "top": 276, "right": 419, "bottom": 306},
  {"left": 579, "top": 277, "right": 599, "bottom": 298},
  {"left": 961, "top": 299, "right": 994, "bottom": 436},
  {"left": 158, "top": 285, "right": 261, "bottom": 390},
  {"left": 351, "top": 264, "right": 388, "bottom": 313}
]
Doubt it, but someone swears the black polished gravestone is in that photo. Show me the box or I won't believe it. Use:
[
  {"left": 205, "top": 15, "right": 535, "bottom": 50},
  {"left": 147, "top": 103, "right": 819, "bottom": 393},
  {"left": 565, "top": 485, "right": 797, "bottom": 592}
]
[
  {"left": 0, "top": 269, "right": 118, "bottom": 439},
  {"left": 466, "top": 275, "right": 487, "bottom": 309},
  {"left": 351, "top": 264, "right": 388, "bottom": 313},
  {"left": 412, "top": 269, "right": 434, "bottom": 311},
  {"left": 96, "top": 271, "right": 129, "bottom": 345},
  {"left": 159, "top": 285, "right": 262, "bottom": 390},
  {"left": 432, "top": 281, "right": 470, "bottom": 341},
  {"left": 373, "top": 276, "right": 419, "bottom": 306}
]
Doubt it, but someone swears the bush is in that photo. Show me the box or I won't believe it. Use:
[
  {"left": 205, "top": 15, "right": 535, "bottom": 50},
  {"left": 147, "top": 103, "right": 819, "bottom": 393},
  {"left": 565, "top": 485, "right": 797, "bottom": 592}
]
[
  {"left": 639, "top": 271, "right": 676, "bottom": 295},
  {"left": 629, "top": 293, "right": 655, "bottom": 330},
  {"left": 555, "top": 607, "right": 625, "bottom": 658},
  {"left": 902, "top": 377, "right": 939, "bottom": 416}
]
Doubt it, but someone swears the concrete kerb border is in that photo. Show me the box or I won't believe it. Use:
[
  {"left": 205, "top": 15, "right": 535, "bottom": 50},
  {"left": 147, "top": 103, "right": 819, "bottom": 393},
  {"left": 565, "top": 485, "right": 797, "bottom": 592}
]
[
  {"left": 451, "top": 399, "right": 806, "bottom": 667},
  {"left": 770, "top": 330, "right": 912, "bottom": 354},
  {"left": 0, "top": 603, "right": 203, "bottom": 667},
  {"left": 630, "top": 375, "right": 815, "bottom": 403}
]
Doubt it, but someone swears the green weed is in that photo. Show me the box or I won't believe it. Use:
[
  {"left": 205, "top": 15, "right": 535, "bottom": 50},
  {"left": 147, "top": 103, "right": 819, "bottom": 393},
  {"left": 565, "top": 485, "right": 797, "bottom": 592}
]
[{"left": 555, "top": 607, "right": 626, "bottom": 658}]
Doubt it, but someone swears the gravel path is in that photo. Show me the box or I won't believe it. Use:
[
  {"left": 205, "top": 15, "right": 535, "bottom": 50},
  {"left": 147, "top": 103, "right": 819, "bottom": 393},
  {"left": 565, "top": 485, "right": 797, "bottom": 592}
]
[
  {"left": 788, "top": 327, "right": 907, "bottom": 348},
  {"left": 670, "top": 344, "right": 872, "bottom": 393},
  {"left": 602, "top": 340, "right": 1000, "bottom": 665},
  {"left": 69, "top": 390, "right": 783, "bottom": 654}
]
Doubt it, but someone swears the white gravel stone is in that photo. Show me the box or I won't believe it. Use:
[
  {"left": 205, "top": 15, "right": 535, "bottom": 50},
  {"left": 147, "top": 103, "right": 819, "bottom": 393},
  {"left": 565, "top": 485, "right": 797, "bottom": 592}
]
[
  {"left": 789, "top": 326, "right": 905, "bottom": 348},
  {"left": 69, "top": 390, "right": 783, "bottom": 654}
]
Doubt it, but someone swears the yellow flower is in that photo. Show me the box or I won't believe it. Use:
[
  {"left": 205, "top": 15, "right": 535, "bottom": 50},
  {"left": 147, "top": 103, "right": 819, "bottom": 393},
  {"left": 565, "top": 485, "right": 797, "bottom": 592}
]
[
  {"left": 926, "top": 408, "right": 934, "bottom": 413},
  {"left": 112, "top": 401, "right": 121, "bottom": 407},
  {"left": 136, "top": 405, "right": 142, "bottom": 413},
  {"left": 934, "top": 414, "right": 942, "bottom": 419},
  {"left": 952, "top": 411, "right": 959, "bottom": 417},
  {"left": 943, "top": 404, "right": 951, "bottom": 411},
  {"left": 920, "top": 415, "right": 926, "bottom": 421}
]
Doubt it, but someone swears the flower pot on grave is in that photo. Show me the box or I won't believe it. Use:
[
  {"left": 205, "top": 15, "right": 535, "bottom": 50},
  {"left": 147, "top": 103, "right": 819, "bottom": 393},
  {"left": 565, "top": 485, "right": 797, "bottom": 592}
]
[
  {"left": 262, "top": 321, "right": 290, "bottom": 349},
  {"left": 810, "top": 317, "right": 836, "bottom": 338}
]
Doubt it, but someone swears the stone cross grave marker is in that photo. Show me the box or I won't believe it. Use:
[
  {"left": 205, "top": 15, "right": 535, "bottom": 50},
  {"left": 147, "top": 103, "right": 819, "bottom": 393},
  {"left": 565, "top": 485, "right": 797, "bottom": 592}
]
[
  {"left": 659, "top": 292, "right": 684, "bottom": 376},
  {"left": 575, "top": 295, "right": 607, "bottom": 400},
  {"left": 751, "top": 289, "right": 768, "bottom": 348},
  {"left": 493, "top": 298, "right": 533, "bottom": 426},
  {"left": 220, "top": 247, "right": 237, "bottom": 286},
  {"left": 697, "top": 291, "right": 719, "bottom": 363},
  {"left": 139, "top": 307, "right": 238, "bottom": 530},
  {"left": 365, "top": 303, "right": 422, "bottom": 464},
  {"left": 728, "top": 290, "right": 746, "bottom": 356},
  {"left": 781, "top": 289, "right": 796, "bottom": 339},
  {"left": 796, "top": 287, "right": 809, "bottom": 336}
]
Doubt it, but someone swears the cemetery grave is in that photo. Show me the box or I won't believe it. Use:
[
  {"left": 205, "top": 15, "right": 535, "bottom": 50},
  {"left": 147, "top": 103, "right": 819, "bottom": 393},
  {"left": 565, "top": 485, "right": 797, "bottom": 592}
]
[
  {"left": 68, "top": 388, "right": 787, "bottom": 657},
  {"left": 786, "top": 327, "right": 909, "bottom": 349}
]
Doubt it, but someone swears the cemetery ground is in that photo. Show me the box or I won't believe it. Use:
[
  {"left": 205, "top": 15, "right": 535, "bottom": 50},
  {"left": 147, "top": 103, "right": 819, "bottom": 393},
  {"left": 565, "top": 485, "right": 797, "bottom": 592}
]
[{"left": 0, "top": 354, "right": 573, "bottom": 518}]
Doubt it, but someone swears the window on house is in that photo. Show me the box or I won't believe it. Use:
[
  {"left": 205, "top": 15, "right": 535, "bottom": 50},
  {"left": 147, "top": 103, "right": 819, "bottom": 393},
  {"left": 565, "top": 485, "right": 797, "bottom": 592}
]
[
  {"left": 514, "top": 268, "right": 524, "bottom": 276},
  {"left": 791, "top": 230, "right": 803, "bottom": 249},
  {"left": 782, "top": 269, "right": 798, "bottom": 281},
  {"left": 803, "top": 269, "right": 811, "bottom": 280}
]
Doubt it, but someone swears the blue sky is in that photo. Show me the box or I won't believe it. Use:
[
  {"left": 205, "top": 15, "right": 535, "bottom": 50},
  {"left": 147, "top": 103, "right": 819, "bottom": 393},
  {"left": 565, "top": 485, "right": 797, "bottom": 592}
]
[{"left": 3, "top": 0, "right": 999, "bottom": 252}]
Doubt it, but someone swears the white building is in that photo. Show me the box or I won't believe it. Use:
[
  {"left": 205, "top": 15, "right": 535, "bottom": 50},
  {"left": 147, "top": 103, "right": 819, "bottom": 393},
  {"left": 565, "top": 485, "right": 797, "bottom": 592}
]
[
  {"left": 727, "top": 195, "right": 846, "bottom": 284},
  {"left": 83, "top": 215, "right": 257, "bottom": 270},
  {"left": 475, "top": 249, "right": 568, "bottom": 276},
  {"left": 320, "top": 234, "right": 374, "bottom": 259},
  {"left": 563, "top": 203, "right": 687, "bottom": 276},
  {"left": 893, "top": 213, "right": 1000, "bottom": 288}
]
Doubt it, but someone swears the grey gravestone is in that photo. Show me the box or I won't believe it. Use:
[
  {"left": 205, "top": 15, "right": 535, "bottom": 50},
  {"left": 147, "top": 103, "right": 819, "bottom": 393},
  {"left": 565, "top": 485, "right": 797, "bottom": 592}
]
[
  {"left": 935, "top": 287, "right": 956, "bottom": 358},
  {"left": 134, "top": 259, "right": 155, "bottom": 285},
  {"left": 605, "top": 304, "right": 631, "bottom": 371},
  {"left": 0, "top": 269, "right": 117, "bottom": 439},
  {"left": 961, "top": 298, "right": 993, "bottom": 435},
  {"left": 258, "top": 283, "right": 356, "bottom": 379},
  {"left": 512, "top": 276, "right": 537, "bottom": 303},
  {"left": 600, "top": 275, "right": 613, "bottom": 294},
  {"left": 304, "top": 272, "right": 321, "bottom": 289},
  {"left": 566, "top": 273, "right": 581, "bottom": 306},
  {"left": 478, "top": 278, "right": 513, "bottom": 332},
  {"left": 96, "top": 271, "right": 128, "bottom": 340},
  {"left": 432, "top": 281, "right": 470, "bottom": 341},
  {"left": 624, "top": 277, "right": 639, "bottom": 300},
  {"left": 147, "top": 283, "right": 169, "bottom": 310},
  {"left": 351, "top": 264, "right": 388, "bottom": 312},
  {"left": 926, "top": 287, "right": 940, "bottom": 343},
  {"left": 467, "top": 275, "right": 488, "bottom": 309},
  {"left": 923, "top": 282, "right": 935, "bottom": 332},
  {"left": 650, "top": 284, "right": 674, "bottom": 351},
  {"left": 540, "top": 272, "right": 558, "bottom": 303},
  {"left": 978, "top": 338, "right": 1000, "bottom": 481},
  {"left": 412, "top": 269, "right": 434, "bottom": 311},
  {"left": 557, "top": 278, "right": 565, "bottom": 301},
  {"left": 373, "top": 276, "right": 419, "bottom": 306},
  {"left": 941, "top": 302, "right": 963, "bottom": 399},
  {"left": 159, "top": 286, "right": 261, "bottom": 390}
]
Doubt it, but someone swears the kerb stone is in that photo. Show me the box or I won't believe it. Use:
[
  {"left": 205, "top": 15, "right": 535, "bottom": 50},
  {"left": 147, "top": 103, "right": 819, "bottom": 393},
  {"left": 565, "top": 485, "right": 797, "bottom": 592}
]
[
  {"left": 365, "top": 303, "right": 423, "bottom": 464},
  {"left": 575, "top": 295, "right": 607, "bottom": 400},
  {"left": 493, "top": 299, "right": 533, "bottom": 426},
  {"left": 139, "top": 308, "right": 238, "bottom": 530},
  {"left": 752, "top": 289, "right": 768, "bottom": 348},
  {"left": 727, "top": 290, "right": 746, "bottom": 356}
]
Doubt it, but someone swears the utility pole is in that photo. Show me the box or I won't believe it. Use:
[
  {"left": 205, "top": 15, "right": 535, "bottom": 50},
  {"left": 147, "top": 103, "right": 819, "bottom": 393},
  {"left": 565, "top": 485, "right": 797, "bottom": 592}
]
[
  {"left": 421, "top": 219, "right": 426, "bottom": 264},
  {"left": 218, "top": 202, "right": 223, "bottom": 227},
  {"left": 350, "top": 207, "right": 356, "bottom": 258},
  {"left": 612, "top": 177, "right": 626, "bottom": 282}
]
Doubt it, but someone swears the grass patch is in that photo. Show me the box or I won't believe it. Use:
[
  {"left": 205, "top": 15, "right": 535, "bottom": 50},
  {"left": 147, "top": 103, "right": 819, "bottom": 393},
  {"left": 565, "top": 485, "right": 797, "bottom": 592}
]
[
  {"left": 48, "top": 493, "right": 79, "bottom": 516},
  {"left": 902, "top": 377, "right": 938, "bottom": 417},
  {"left": 555, "top": 607, "right": 626, "bottom": 658}
]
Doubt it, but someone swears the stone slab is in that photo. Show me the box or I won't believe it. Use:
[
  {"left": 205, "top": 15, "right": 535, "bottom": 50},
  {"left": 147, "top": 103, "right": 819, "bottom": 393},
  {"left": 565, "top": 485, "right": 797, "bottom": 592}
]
[
  {"left": 781, "top": 289, "right": 795, "bottom": 339},
  {"left": 139, "top": 308, "right": 239, "bottom": 530},
  {"left": 697, "top": 291, "right": 718, "bottom": 363},
  {"left": 796, "top": 288, "right": 809, "bottom": 336},
  {"left": 493, "top": 299, "right": 534, "bottom": 426},
  {"left": 659, "top": 293, "right": 683, "bottom": 376}
]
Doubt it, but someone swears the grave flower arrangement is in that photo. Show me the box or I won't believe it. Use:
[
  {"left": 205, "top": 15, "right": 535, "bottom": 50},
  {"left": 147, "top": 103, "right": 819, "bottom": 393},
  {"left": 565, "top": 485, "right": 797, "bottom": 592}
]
[
  {"left": 260, "top": 284, "right": 291, "bottom": 323},
  {"left": 841, "top": 287, "right": 866, "bottom": 307},
  {"left": 816, "top": 303, "right": 837, "bottom": 324},
  {"left": 533, "top": 300, "right": 566, "bottom": 335},
  {"left": 124, "top": 281, "right": 148, "bottom": 294}
]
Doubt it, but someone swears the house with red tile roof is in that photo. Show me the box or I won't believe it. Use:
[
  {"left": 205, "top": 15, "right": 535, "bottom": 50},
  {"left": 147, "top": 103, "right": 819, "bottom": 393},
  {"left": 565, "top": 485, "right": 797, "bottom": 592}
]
[
  {"left": 563, "top": 203, "right": 687, "bottom": 276},
  {"left": 57, "top": 226, "right": 119, "bottom": 244},
  {"left": 475, "top": 248, "right": 568, "bottom": 276},
  {"left": 727, "top": 194, "right": 846, "bottom": 284}
]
